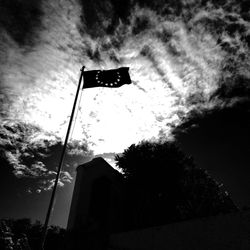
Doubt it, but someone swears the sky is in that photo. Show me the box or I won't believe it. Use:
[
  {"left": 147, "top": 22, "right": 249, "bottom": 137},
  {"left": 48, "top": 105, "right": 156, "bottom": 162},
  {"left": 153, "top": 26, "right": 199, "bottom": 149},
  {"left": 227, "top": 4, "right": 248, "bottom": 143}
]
[{"left": 0, "top": 0, "right": 250, "bottom": 228}]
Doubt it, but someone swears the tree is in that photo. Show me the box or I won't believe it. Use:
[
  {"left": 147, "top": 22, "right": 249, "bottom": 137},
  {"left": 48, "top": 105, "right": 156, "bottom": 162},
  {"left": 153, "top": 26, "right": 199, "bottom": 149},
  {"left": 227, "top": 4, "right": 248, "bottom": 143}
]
[
  {"left": 116, "top": 141, "right": 192, "bottom": 187},
  {"left": 0, "top": 219, "right": 66, "bottom": 250},
  {"left": 115, "top": 141, "right": 237, "bottom": 228}
]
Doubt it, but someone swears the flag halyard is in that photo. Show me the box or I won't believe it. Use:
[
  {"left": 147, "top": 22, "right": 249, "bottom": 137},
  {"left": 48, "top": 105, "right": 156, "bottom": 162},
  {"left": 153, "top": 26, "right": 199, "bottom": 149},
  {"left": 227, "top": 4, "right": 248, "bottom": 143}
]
[{"left": 83, "top": 67, "right": 131, "bottom": 89}]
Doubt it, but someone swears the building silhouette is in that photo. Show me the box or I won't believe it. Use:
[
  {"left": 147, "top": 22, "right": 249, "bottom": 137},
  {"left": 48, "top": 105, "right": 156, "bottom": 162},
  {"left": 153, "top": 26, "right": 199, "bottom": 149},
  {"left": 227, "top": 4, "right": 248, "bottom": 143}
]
[
  {"left": 67, "top": 157, "right": 124, "bottom": 233},
  {"left": 67, "top": 157, "right": 125, "bottom": 249},
  {"left": 67, "top": 157, "right": 248, "bottom": 250}
]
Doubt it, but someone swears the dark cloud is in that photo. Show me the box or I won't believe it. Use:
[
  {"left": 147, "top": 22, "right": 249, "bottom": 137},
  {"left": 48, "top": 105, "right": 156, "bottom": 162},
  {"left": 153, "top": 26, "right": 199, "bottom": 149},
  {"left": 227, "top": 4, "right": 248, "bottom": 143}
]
[
  {"left": 0, "top": 0, "right": 43, "bottom": 46},
  {"left": 131, "top": 14, "right": 152, "bottom": 35},
  {"left": 213, "top": 76, "right": 250, "bottom": 100},
  {"left": 86, "top": 47, "right": 102, "bottom": 63},
  {"left": 173, "top": 100, "right": 250, "bottom": 207},
  {"left": 79, "top": 0, "right": 131, "bottom": 37},
  {"left": 0, "top": 122, "right": 92, "bottom": 191},
  {"left": 173, "top": 100, "right": 250, "bottom": 137},
  {"left": 211, "top": 49, "right": 250, "bottom": 101}
]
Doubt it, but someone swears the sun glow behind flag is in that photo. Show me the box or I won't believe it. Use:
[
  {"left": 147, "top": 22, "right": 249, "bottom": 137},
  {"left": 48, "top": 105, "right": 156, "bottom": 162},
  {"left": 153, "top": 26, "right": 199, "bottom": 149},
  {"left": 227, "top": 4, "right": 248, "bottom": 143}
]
[{"left": 83, "top": 67, "right": 131, "bottom": 89}]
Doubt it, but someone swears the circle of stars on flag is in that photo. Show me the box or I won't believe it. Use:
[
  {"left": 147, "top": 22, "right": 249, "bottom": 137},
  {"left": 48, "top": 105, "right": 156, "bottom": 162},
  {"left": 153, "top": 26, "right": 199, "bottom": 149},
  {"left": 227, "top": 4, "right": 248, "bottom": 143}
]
[{"left": 95, "top": 70, "right": 121, "bottom": 87}]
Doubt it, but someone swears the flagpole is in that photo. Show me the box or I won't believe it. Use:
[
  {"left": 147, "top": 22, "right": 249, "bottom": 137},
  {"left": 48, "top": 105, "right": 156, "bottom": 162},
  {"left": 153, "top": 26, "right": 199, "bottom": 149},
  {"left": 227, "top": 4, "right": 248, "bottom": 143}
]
[{"left": 40, "top": 66, "right": 85, "bottom": 250}]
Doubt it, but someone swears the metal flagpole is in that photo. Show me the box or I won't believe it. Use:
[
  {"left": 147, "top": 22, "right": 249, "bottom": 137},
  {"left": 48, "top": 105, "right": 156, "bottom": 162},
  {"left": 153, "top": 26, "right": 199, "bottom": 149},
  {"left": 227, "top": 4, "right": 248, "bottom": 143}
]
[{"left": 40, "top": 66, "right": 85, "bottom": 250}]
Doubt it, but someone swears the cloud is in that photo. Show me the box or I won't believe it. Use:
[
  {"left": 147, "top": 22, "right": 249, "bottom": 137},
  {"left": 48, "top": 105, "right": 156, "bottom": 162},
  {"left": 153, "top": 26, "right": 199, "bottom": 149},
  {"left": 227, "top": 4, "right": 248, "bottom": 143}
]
[
  {"left": 39, "top": 170, "right": 73, "bottom": 191},
  {"left": 0, "top": 0, "right": 43, "bottom": 46},
  {"left": 0, "top": 0, "right": 250, "bottom": 191},
  {"left": 13, "top": 161, "right": 48, "bottom": 178},
  {"left": 0, "top": 121, "right": 81, "bottom": 191}
]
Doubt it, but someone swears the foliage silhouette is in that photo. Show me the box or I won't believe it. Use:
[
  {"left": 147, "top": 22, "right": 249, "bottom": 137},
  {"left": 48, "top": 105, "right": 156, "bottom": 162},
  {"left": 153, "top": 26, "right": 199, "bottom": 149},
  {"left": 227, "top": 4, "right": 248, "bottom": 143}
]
[
  {"left": 115, "top": 141, "right": 237, "bottom": 228},
  {"left": 0, "top": 218, "right": 66, "bottom": 250}
]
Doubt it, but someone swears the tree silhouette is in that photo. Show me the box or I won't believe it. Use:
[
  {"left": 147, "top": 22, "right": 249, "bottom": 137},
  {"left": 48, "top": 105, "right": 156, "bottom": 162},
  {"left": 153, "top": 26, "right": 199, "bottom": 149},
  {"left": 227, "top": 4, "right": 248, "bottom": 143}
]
[
  {"left": 0, "top": 218, "right": 66, "bottom": 250},
  {"left": 115, "top": 141, "right": 237, "bottom": 228}
]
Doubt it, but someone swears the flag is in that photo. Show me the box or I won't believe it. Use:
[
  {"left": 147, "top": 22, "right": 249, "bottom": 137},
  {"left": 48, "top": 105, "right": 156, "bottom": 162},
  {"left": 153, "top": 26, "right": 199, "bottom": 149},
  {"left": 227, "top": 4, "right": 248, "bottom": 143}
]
[{"left": 83, "top": 67, "right": 131, "bottom": 89}]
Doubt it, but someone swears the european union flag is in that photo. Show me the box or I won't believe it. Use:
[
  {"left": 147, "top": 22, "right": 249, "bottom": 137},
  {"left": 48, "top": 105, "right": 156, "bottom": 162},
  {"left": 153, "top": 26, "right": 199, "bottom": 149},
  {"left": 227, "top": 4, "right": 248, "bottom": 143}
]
[{"left": 83, "top": 67, "right": 131, "bottom": 89}]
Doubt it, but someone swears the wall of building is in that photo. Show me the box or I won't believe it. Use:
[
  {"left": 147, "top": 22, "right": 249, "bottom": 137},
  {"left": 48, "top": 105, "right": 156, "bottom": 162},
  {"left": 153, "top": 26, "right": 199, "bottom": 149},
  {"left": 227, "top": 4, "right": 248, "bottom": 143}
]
[
  {"left": 67, "top": 157, "right": 124, "bottom": 232},
  {"left": 109, "top": 211, "right": 250, "bottom": 250}
]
